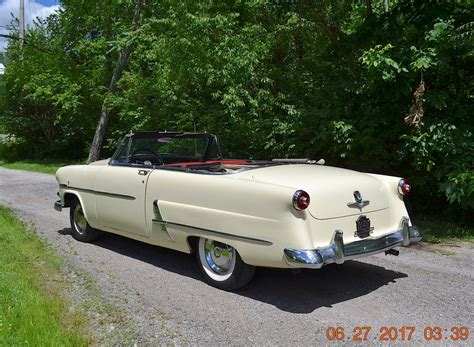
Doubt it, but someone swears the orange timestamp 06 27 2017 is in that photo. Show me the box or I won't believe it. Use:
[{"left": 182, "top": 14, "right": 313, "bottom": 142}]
[{"left": 325, "top": 325, "right": 469, "bottom": 342}]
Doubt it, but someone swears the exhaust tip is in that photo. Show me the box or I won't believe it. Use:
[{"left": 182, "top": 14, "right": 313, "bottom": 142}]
[{"left": 385, "top": 249, "right": 400, "bottom": 256}]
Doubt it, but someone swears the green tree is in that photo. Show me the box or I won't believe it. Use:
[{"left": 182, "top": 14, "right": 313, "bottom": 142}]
[{"left": 0, "top": 0, "right": 472, "bottom": 218}]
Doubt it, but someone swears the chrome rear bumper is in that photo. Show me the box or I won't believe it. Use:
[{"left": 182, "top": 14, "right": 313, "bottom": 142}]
[{"left": 284, "top": 217, "right": 422, "bottom": 269}]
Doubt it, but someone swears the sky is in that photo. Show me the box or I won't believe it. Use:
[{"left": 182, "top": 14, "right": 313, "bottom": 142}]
[{"left": 0, "top": 0, "right": 60, "bottom": 52}]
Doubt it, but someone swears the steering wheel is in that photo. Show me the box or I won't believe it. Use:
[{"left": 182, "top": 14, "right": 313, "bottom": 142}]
[{"left": 129, "top": 148, "right": 163, "bottom": 165}]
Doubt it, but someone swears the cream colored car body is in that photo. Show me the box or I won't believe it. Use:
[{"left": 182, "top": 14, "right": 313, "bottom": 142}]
[{"left": 55, "top": 158, "right": 419, "bottom": 269}]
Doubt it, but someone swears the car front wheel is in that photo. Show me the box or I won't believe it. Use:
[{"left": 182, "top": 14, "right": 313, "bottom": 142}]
[
  {"left": 196, "top": 237, "right": 255, "bottom": 291},
  {"left": 69, "top": 198, "right": 100, "bottom": 242}
]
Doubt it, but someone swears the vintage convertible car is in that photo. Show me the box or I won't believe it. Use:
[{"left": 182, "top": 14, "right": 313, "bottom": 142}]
[{"left": 54, "top": 131, "right": 422, "bottom": 290}]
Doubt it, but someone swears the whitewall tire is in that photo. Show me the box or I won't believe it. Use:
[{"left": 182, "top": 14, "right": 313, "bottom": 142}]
[
  {"left": 196, "top": 237, "right": 255, "bottom": 290},
  {"left": 69, "top": 198, "right": 100, "bottom": 242}
]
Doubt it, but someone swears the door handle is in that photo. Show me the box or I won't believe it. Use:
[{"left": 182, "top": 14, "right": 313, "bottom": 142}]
[{"left": 138, "top": 170, "right": 149, "bottom": 176}]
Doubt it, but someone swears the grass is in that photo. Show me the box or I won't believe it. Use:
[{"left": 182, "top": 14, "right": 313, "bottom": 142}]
[
  {"left": 0, "top": 206, "right": 90, "bottom": 346},
  {"left": 414, "top": 217, "right": 474, "bottom": 243},
  {"left": 434, "top": 249, "right": 456, "bottom": 256},
  {"left": 0, "top": 160, "right": 79, "bottom": 174}
]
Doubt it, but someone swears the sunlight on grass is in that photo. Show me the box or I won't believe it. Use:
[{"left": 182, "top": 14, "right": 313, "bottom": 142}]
[
  {"left": 415, "top": 217, "right": 474, "bottom": 243},
  {"left": 0, "top": 161, "right": 79, "bottom": 174},
  {"left": 0, "top": 206, "right": 90, "bottom": 346}
]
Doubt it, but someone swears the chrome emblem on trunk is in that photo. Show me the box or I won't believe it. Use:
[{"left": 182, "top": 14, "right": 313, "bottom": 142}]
[{"left": 347, "top": 190, "right": 370, "bottom": 209}]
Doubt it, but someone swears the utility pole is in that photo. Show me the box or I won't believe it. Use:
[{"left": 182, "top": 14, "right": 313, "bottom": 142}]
[{"left": 19, "top": 0, "right": 25, "bottom": 51}]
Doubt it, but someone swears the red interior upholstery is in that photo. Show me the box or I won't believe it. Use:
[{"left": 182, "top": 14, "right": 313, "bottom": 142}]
[{"left": 163, "top": 159, "right": 249, "bottom": 168}]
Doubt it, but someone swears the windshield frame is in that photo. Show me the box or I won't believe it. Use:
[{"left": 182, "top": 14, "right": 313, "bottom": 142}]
[{"left": 109, "top": 132, "right": 222, "bottom": 168}]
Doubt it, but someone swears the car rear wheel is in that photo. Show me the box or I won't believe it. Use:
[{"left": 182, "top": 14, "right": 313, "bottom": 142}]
[
  {"left": 196, "top": 237, "right": 255, "bottom": 291},
  {"left": 69, "top": 198, "right": 100, "bottom": 242}
]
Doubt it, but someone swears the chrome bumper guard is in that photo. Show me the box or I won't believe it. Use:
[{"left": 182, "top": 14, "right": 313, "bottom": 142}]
[
  {"left": 284, "top": 217, "right": 422, "bottom": 269},
  {"left": 54, "top": 200, "right": 64, "bottom": 212}
]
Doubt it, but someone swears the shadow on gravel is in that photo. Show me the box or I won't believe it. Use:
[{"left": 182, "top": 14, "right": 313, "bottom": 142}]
[
  {"left": 59, "top": 227, "right": 408, "bottom": 313},
  {"left": 58, "top": 227, "right": 201, "bottom": 280},
  {"left": 240, "top": 262, "right": 407, "bottom": 313}
]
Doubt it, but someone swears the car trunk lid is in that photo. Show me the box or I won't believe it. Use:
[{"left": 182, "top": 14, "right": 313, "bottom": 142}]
[{"left": 249, "top": 164, "right": 389, "bottom": 219}]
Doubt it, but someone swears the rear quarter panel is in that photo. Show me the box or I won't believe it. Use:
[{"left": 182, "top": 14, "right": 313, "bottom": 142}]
[
  {"left": 368, "top": 173, "right": 411, "bottom": 225},
  {"left": 146, "top": 169, "right": 312, "bottom": 267}
]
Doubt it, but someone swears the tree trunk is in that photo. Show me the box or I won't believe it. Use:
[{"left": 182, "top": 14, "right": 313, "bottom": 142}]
[
  {"left": 366, "top": 0, "right": 373, "bottom": 16},
  {"left": 87, "top": 1, "right": 142, "bottom": 163},
  {"left": 384, "top": 0, "right": 389, "bottom": 13}
]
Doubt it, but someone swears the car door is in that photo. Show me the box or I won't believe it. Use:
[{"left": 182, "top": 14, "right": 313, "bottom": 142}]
[{"left": 94, "top": 165, "right": 151, "bottom": 237}]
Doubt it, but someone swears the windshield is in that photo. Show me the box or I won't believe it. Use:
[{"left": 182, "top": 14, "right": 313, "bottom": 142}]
[{"left": 111, "top": 134, "right": 215, "bottom": 166}]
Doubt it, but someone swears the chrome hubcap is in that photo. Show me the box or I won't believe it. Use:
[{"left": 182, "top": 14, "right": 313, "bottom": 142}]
[
  {"left": 204, "top": 239, "right": 235, "bottom": 275},
  {"left": 73, "top": 204, "right": 87, "bottom": 234}
]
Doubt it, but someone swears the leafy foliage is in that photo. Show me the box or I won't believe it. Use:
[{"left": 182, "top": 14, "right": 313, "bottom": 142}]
[{"left": 0, "top": 0, "right": 472, "bottom": 219}]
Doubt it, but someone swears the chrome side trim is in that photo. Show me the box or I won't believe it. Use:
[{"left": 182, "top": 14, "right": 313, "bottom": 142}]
[
  {"left": 93, "top": 190, "right": 136, "bottom": 200},
  {"left": 152, "top": 200, "right": 164, "bottom": 221},
  {"left": 284, "top": 217, "right": 422, "bottom": 269},
  {"left": 59, "top": 184, "right": 135, "bottom": 200},
  {"left": 54, "top": 200, "right": 64, "bottom": 212},
  {"left": 152, "top": 200, "right": 174, "bottom": 241},
  {"left": 152, "top": 219, "right": 273, "bottom": 246}
]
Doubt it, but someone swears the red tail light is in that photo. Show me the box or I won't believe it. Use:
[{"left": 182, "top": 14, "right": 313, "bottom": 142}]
[
  {"left": 398, "top": 178, "right": 411, "bottom": 195},
  {"left": 293, "top": 190, "right": 310, "bottom": 210}
]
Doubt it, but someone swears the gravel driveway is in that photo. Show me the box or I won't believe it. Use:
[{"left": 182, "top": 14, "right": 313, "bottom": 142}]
[{"left": 0, "top": 167, "right": 472, "bottom": 345}]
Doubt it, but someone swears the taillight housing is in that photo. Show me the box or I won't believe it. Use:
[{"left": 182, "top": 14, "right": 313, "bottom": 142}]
[
  {"left": 293, "top": 190, "right": 310, "bottom": 210},
  {"left": 398, "top": 178, "right": 411, "bottom": 195}
]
